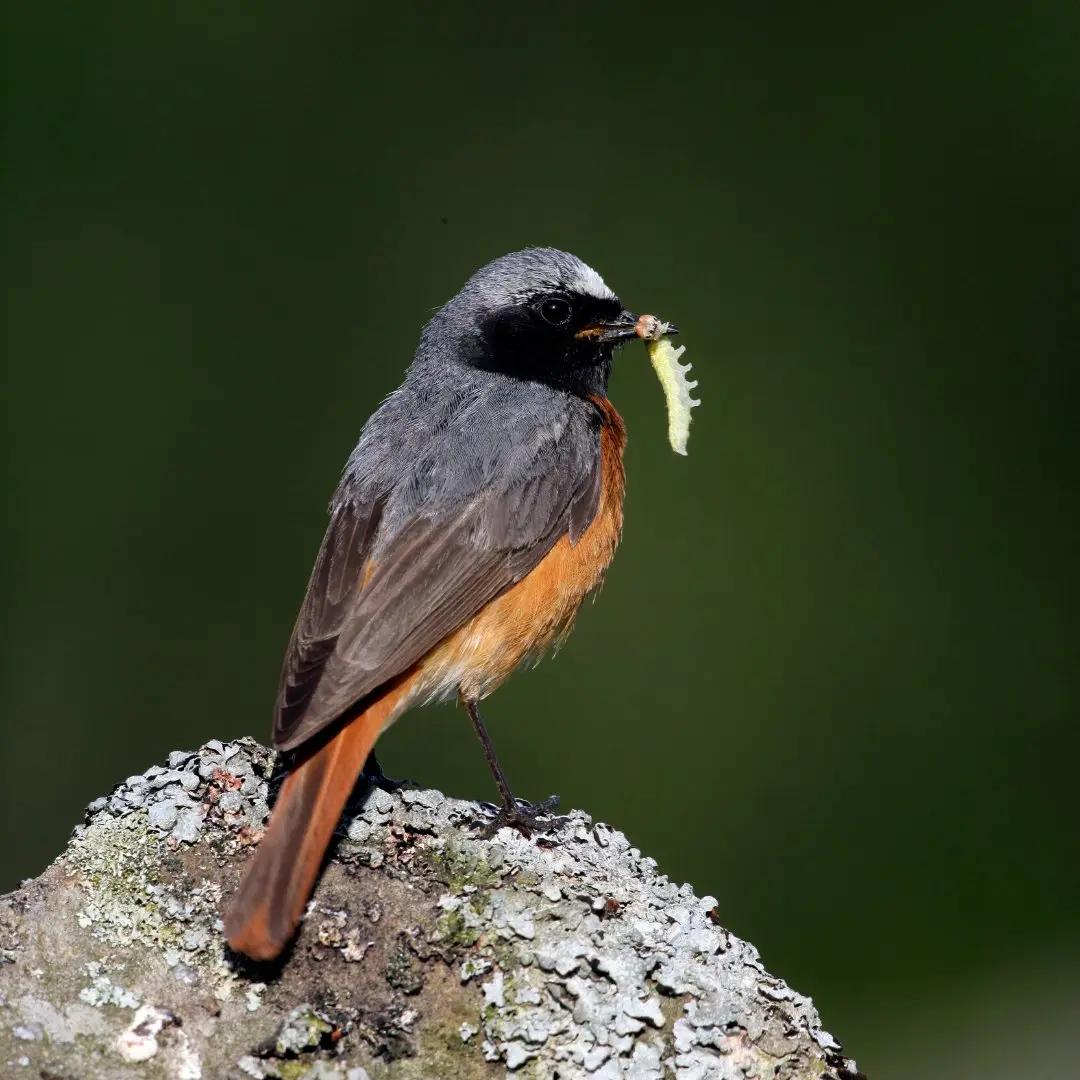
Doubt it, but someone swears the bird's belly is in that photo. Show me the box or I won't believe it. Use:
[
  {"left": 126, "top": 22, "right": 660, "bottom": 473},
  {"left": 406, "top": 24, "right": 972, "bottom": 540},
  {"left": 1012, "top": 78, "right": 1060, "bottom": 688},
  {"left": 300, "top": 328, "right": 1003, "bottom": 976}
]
[{"left": 417, "top": 400, "right": 625, "bottom": 702}]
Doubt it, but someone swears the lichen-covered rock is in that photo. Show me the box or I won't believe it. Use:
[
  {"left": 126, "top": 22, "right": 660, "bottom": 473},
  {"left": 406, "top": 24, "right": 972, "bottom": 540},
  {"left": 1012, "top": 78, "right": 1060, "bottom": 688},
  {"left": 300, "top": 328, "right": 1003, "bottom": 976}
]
[{"left": 0, "top": 739, "right": 864, "bottom": 1079}]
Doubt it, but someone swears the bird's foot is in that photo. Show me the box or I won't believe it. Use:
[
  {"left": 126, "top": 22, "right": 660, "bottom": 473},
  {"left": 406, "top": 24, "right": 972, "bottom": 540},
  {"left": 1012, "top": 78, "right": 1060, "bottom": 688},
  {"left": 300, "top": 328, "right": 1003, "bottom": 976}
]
[
  {"left": 363, "top": 766, "right": 417, "bottom": 795},
  {"left": 359, "top": 751, "right": 418, "bottom": 794},
  {"left": 475, "top": 794, "right": 562, "bottom": 839}
]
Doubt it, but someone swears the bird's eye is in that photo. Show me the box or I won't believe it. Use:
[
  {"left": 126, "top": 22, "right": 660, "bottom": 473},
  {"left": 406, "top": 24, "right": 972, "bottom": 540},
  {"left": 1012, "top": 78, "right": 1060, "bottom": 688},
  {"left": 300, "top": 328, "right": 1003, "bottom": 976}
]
[{"left": 539, "top": 297, "right": 572, "bottom": 326}]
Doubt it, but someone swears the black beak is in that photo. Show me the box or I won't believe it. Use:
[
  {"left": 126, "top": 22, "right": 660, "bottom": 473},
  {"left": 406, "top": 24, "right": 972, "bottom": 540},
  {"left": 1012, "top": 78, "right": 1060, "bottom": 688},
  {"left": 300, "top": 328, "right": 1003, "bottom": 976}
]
[
  {"left": 574, "top": 310, "right": 680, "bottom": 343},
  {"left": 575, "top": 308, "right": 641, "bottom": 344}
]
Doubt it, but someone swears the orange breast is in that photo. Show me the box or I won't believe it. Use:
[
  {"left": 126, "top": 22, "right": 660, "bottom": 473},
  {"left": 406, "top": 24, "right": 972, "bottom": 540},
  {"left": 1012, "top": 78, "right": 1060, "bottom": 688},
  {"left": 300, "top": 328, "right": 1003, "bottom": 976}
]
[{"left": 420, "top": 397, "right": 626, "bottom": 701}]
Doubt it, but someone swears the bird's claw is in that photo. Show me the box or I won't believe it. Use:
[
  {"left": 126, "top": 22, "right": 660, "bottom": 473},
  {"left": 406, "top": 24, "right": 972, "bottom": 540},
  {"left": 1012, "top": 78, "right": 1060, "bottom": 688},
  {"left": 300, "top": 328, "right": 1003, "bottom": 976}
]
[
  {"left": 361, "top": 752, "right": 418, "bottom": 794},
  {"left": 474, "top": 794, "right": 562, "bottom": 839}
]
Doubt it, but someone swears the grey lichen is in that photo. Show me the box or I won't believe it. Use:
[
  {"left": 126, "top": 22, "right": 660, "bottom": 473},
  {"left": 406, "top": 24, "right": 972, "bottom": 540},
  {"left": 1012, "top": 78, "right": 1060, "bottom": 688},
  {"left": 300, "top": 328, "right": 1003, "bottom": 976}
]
[{"left": 0, "top": 739, "right": 864, "bottom": 1079}]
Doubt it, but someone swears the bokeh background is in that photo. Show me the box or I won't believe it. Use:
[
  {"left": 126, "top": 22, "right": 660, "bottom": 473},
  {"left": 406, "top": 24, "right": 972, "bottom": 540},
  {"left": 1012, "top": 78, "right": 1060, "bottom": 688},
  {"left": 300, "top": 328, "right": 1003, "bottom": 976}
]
[{"left": 4, "top": 4, "right": 1078, "bottom": 1076}]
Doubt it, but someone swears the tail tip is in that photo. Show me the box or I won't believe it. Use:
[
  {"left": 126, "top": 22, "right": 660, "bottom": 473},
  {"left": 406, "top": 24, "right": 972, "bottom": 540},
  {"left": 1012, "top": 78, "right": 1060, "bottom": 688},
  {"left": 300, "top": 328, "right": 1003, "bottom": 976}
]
[{"left": 224, "top": 905, "right": 288, "bottom": 962}]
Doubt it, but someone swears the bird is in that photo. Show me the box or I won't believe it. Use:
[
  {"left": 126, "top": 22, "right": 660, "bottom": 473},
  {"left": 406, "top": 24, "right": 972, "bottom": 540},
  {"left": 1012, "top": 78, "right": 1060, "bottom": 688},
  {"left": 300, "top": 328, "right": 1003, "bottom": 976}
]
[{"left": 224, "top": 247, "right": 673, "bottom": 961}]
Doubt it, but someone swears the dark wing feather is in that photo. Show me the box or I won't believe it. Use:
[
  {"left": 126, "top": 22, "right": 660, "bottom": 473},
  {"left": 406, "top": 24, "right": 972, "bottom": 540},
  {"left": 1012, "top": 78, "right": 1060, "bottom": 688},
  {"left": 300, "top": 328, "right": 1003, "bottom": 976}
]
[
  {"left": 273, "top": 434, "right": 603, "bottom": 753},
  {"left": 275, "top": 496, "right": 386, "bottom": 743}
]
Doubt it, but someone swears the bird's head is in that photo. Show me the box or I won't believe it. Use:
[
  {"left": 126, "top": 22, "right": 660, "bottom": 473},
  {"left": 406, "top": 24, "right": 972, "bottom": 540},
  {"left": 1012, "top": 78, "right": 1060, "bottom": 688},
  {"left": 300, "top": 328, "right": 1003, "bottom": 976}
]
[{"left": 421, "top": 247, "right": 659, "bottom": 398}]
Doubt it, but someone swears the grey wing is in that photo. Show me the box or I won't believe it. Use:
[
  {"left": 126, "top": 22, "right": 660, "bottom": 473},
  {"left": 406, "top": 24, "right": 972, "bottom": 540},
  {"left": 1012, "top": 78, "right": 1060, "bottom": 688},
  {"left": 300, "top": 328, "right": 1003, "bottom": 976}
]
[
  {"left": 273, "top": 495, "right": 385, "bottom": 748},
  {"left": 273, "top": 431, "right": 603, "bottom": 752}
]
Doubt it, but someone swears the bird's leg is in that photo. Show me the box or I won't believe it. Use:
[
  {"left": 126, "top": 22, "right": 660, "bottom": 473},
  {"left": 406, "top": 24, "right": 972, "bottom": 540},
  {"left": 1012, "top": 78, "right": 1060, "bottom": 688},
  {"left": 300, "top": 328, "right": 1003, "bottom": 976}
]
[
  {"left": 360, "top": 749, "right": 414, "bottom": 793},
  {"left": 462, "top": 696, "right": 560, "bottom": 838}
]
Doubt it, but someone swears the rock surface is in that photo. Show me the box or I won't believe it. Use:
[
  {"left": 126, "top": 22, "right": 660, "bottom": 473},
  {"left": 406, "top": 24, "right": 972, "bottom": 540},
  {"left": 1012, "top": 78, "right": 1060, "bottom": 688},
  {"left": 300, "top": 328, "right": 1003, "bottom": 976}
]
[{"left": 0, "top": 738, "right": 864, "bottom": 1078}]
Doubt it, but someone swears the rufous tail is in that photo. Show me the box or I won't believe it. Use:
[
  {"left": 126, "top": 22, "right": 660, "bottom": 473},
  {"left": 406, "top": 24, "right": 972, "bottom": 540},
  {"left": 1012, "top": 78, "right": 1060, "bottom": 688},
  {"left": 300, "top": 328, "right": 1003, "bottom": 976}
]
[{"left": 224, "top": 677, "right": 413, "bottom": 960}]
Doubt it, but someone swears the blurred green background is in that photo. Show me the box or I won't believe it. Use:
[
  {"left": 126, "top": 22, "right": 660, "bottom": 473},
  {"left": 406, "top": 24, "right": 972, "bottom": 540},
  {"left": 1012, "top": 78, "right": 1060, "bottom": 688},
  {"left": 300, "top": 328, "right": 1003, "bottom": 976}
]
[{"left": 3, "top": 4, "right": 1078, "bottom": 1076}]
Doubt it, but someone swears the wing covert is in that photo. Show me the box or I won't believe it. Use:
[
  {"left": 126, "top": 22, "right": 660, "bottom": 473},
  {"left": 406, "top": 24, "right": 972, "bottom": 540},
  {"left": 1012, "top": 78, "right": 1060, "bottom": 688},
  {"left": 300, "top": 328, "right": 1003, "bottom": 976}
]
[{"left": 273, "top": 412, "right": 604, "bottom": 752}]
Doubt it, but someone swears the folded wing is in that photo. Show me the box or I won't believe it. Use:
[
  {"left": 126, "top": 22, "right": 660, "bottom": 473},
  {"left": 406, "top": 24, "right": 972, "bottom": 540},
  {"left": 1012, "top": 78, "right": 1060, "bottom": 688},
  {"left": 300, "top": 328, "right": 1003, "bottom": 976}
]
[{"left": 273, "top": 417, "right": 603, "bottom": 751}]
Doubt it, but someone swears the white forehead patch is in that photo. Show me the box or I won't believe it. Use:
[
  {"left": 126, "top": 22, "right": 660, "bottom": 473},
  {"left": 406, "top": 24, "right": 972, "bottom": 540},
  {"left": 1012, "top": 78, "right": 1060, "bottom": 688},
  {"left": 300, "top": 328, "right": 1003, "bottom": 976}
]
[{"left": 569, "top": 260, "right": 616, "bottom": 301}]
